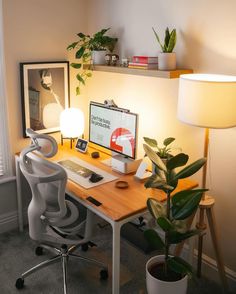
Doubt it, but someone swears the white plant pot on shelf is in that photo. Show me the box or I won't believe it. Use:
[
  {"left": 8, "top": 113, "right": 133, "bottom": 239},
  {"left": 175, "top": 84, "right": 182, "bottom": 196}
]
[
  {"left": 158, "top": 52, "right": 176, "bottom": 71},
  {"left": 146, "top": 255, "right": 188, "bottom": 294},
  {"left": 92, "top": 50, "right": 106, "bottom": 64}
]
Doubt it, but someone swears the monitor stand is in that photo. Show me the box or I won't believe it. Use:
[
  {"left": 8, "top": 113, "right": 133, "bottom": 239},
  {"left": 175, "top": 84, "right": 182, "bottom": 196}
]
[{"left": 101, "top": 152, "right": 142, "bottom": 174}]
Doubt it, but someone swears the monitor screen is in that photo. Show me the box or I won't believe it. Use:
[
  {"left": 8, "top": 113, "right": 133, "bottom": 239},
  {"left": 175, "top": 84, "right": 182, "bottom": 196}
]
[{"left": 89, "top": 102, "right": 138, "bottom": 159}]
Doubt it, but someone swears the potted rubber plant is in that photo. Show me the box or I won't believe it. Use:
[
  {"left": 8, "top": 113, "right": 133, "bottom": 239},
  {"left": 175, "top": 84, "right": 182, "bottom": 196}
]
[
  {"left": 143, "top": 143, "right": 207, "bottom": 294},
  {"left": 67, "top": 28, "right": 118, "bottom": 95},
  {"left": 152, "top": 27, "right": 177, "bottom": 70}
]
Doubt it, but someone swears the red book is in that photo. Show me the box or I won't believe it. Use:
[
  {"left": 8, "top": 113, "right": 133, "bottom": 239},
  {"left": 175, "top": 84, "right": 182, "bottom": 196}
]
[
  {"left": 128, "top": 62, "right": 158, "bottom": 69},
  {"left": 132, "top": 56, "right": 158, "bottom": 64}
]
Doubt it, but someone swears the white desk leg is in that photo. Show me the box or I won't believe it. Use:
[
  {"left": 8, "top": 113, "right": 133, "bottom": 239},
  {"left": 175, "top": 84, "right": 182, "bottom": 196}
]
[
  {"left": 15, "top": 156, "right": 24, "bottom": 232},
  {"left": 112, "top": 221, "right": 121, "bottom": 294}
]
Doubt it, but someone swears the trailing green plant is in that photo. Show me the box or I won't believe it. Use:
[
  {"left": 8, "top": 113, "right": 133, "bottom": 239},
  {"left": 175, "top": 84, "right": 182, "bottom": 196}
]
[
  {"left": 143, "top": 136, "right": 178, "bottom": 159},
  {"left": 67, "top": 28, "right": 118, "bottom": 95},
  {"left": 152, "top": 27, "right": 176, "bottom": 53},
  {"left": 143, "top": 143, "right": 207, "bottom": 279}
]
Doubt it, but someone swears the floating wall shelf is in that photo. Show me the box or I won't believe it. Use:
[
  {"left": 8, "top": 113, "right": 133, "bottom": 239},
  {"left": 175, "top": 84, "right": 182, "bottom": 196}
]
[{"left": 83, "top": 64, "right": 193, "bottom": 79}]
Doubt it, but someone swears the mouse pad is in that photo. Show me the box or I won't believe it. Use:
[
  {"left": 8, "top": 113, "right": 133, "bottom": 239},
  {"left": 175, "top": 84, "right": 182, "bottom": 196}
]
[{"left": 57, "top": 157, "right": 118, "bottom": 189}]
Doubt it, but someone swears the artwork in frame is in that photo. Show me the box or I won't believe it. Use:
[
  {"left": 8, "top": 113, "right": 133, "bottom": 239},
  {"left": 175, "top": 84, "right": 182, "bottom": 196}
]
[{"left": 20, "top": 61, "right": 69, "bottom": 137}]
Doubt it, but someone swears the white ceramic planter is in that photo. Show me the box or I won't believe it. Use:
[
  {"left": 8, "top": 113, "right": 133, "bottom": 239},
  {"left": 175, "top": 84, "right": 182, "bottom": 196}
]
[
  {"left": 146, "top": 255, "right": 188, "bottom": 294},
  {"left": 92, "top": 50, "right": 106, "bottom": 64},
  {"left": 158, "top": 52, "right": 176, "bottom": 70}
]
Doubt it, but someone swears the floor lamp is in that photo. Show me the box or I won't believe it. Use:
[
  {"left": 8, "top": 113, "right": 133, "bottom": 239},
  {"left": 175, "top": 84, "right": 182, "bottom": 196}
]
[{"left": 177, "top": 73, "right": 236, "bottom": 292}]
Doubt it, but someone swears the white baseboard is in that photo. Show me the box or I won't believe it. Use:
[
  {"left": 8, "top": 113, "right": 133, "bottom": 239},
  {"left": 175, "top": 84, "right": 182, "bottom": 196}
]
[
  {"left": 0, "top": 209, "right": 28, "bottom": 233},
  {"left": 181, "top": 243, "right": 236, "bottom": 292}
]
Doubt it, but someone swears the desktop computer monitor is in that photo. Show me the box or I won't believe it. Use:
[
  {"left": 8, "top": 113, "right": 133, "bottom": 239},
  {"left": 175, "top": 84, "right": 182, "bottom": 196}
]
[{"left": 89, "top": 102, "right": 138, "bottom": 159}]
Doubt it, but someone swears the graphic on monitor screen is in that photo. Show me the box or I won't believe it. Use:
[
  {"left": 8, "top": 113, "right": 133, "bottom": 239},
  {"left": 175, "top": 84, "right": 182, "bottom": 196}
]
[{"left": 89, "top": 102, "right": 137, "bottom": 159}]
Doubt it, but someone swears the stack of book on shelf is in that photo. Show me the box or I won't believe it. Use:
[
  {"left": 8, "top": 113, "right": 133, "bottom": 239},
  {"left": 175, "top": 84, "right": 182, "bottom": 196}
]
[{"left": 128, "top": 56, "right": 158, "bottom": 70}]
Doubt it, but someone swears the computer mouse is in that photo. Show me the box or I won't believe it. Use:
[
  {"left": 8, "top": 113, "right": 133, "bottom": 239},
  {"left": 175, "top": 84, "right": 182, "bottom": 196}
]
[
  {"left": 89, "top": 172, "right": 104, "bottom": 183},
  {"left": 91, "top": 151, "right": 100, "bottom": 158}
]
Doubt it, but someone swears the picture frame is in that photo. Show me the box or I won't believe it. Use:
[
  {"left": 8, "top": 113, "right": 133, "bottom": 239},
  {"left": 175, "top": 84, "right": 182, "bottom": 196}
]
[{"left": 20, "top": 61, "right": 70, "bottom": 137}]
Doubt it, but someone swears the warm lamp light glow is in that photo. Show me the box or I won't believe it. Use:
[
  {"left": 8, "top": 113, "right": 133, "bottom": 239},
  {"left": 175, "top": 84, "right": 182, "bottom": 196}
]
[
  {"left": 178, "top": 74, "right": 236, "bottom": 129},
  {"left": 60, "top": 108, "right": 84, "bottom": 138}
]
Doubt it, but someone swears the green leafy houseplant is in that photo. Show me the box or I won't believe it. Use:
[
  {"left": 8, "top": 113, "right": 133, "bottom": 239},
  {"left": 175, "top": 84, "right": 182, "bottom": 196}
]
[
  {"left": 152, "top": 27, "right": 177, "bottom": 53},
  {"left": 67, "top": 28, "right": 118, "bottom": 95},
  {"left": 143, "top": 143, "right": 207, "bottom": 280},
  {"left": 144, "top": 136, "right": 177, "bottom": 159}
]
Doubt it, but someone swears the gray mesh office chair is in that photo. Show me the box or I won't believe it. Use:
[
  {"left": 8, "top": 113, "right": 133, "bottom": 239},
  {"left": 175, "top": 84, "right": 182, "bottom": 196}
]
[{"left": 15, "top": 129, "right": 108, "bottom": 293}]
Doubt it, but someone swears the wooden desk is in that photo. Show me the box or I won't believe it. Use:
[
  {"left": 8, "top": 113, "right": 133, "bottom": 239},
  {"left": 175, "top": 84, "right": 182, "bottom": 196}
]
[{"left": 15, "top": 144, "right": 198, "bottom": 294}]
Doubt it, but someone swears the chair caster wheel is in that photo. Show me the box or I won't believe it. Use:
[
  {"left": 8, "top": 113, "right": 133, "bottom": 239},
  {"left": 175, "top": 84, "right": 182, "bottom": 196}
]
[
  {"left": 81, "top": 243, "right": 89, "bottom": 252},
  {"left": 100, "top": 269, "right": 108, "bottom": 280},
  {"left": 35, "top": 246, "right": 43, "bottom": 256},
  {"left": 15, "top": 278, "right": 24, "bottom": 289}
]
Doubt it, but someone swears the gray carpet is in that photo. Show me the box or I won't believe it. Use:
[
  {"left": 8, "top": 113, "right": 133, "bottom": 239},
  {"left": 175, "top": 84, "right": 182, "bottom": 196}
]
[{"left": 0, "top": 224, "right": 225, "bottom": 294}]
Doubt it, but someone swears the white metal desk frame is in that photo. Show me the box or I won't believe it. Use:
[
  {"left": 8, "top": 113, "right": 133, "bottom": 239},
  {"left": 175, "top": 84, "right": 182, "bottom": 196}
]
[{"left": 15, "top": 155, "right": 146, "bottom": 294}]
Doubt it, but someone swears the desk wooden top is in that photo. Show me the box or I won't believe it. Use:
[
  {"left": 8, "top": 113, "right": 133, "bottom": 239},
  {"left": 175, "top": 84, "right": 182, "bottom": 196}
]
[{"left": 51, "top": 144, "right": 198, "bottom": 222}]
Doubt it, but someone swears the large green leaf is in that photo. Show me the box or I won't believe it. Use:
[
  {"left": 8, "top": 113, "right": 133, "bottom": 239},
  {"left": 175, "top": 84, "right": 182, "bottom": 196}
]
[
  {"left": 163, "top": 137, "right": 175, "bottom": 146},
  {"left": 145, "top": 174, "right": 174, "bottom": 191},
  {"left": 172, "top": 189, "right": 207, "bottom": 220},
  {"left": 152, "top": 27, "right": 164, "bottom": 52},
  {"left": 144, "top": 229, "right": 165, "bottom": 250},
  {"left": 167, "top": 256, "right": 193, "bottom": 277},
  {"left": 172, "top": 219, "right": 188, "bottom": 233},
  {"left": 164, "top": 27, "right": 170, "bottom": 52},
  {"left": 169, "top": 229, "right": 201, "bottom": 244},
  {"left": 143, "top": 137, "right": 158, "bottom": 148},
  {"left": 157, "top": 216, "right": 174, "bottom": 232},
  {"left": 167, "top": 29, "right": 177, "bottom": 52},
  {"left": 143, "top": 144, "right": 167, "bottom": 172},
  {"left": 67, "top": 41, "right": 79, "bottom": 50},
  {"left": 147, "top": 198, "right": 165, "bottom": 220},
  {"left": 77, "top": 32, "right": 86, "bottom": 38},
  {"left": 166, "top": 153, "right": 189, "bottom": 170},
  {"left": 70, "top": 63, "right": 82, "bottom": 69},
  {"left": 76, "top": 74, "right": 85, "bottom": 84},
  {"left": 168, "top": 169, "right": 178, "bottom": 191},
  {"left": 173, "top": 158, "right": 206, "bottom": 180},
  {"left": 75, "top": 46, "right": 85, "bottom": 59}
]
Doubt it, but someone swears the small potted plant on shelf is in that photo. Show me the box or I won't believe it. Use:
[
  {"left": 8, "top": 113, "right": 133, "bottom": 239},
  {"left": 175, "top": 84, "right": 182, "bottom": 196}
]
[
  {"left": 152, "top": 27, "right": 177, "bottom": 70},
  {"left": 143, "top": 143, "right": 207, "bottom": 294},
  {"left": 67, "top": 28, "right": 118, "bottom": 95}
]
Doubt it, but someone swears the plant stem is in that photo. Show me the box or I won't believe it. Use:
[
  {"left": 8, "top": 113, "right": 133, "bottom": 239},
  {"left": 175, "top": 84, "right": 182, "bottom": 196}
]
[{"left": 164, "top": 191, "right": 171, "bottom": 277}]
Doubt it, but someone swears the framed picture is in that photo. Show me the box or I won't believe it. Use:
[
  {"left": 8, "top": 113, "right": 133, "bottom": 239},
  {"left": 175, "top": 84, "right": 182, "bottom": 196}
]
[{"left": 20, "top": 61, "right": 69, "bottom": 137}]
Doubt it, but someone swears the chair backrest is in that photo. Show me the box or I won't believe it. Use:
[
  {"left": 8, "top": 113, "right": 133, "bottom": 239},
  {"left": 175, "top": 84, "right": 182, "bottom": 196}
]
[{"left": 19, "top": 129, "right": 72, "bottom": 243}]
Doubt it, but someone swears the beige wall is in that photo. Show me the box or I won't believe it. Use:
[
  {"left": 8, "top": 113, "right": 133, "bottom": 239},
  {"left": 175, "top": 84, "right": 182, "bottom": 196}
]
[
  {"left": 3, "top": 0, "right": 87, "bottom": 151},
  {"left": 85, "top": 0, "right": 236, "bottom": 276},
  {"left": 0, "top": 0, "right": 87, "bottom": 228}
]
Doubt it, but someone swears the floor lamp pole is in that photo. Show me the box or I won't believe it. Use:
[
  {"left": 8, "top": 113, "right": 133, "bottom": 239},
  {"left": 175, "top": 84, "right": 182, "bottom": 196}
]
[{"left": 196, "top": 128, "right": 228, "bottom": 292}]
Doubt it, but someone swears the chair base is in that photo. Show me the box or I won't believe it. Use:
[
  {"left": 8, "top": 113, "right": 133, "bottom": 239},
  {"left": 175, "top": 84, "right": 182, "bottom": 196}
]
[{"left": 15, "top": 243, "right": 108, "bottom": 294}]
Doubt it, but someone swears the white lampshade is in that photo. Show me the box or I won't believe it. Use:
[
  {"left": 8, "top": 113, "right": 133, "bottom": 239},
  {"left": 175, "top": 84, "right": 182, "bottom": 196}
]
[
  {"left": 178, "top": 74, "right": 236, "bottom": 129},
  {"left": 60, "top": 108, "right": 84, "bottom": 138}
]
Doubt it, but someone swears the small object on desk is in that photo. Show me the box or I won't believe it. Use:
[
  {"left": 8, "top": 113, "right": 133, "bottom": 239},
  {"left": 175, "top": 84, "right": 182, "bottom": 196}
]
[
  {"left": 134, "top": 160, "right": 152, "bottom": 182},
  {"left": 89, "top": 172, "right": 104, "bottom": 183},
  {"left": 75, "top": 138, "right": 88, "bottom": 153},
  {"left": 115, "top": 180, "right": 129, "bottom": 189},
  {"left": 91, "top": 151, "right": 100, "bottom": 158},
  {"left": 86, "top": 196, "right": 102, "bottom": 206}
]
